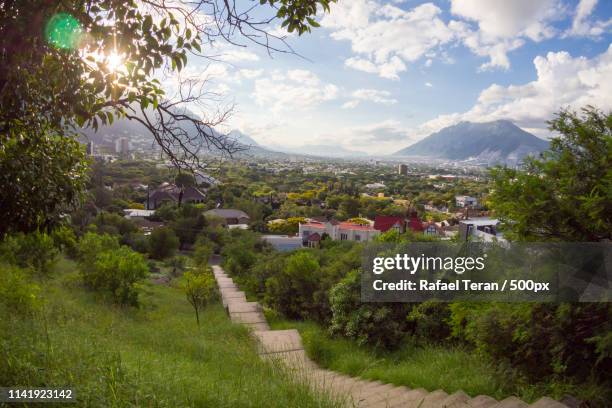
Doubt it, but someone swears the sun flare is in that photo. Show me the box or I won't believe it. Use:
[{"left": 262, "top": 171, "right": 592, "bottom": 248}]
[{"left": 106, "top": 52, "right": 124, "bottom": 72}]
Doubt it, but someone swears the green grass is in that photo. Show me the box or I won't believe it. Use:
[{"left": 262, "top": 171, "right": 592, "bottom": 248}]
[
  {"left": 0, "top": 258, "right": 340, "bottom": 407},
  {"left": 266, "top": 313, "right": 607, "bottom": 405}
]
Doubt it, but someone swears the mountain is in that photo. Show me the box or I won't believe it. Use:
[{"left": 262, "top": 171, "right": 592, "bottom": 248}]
[
  {"left": 274, "top": 144, "right": 368, "bottom": 158},
  {"left": 393, "top": 120, "right": 549, "bottom": 165}
]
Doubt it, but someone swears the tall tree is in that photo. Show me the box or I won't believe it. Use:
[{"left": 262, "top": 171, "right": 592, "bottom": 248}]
[
  {"left": 490, "top": 106, "right": 611, "bottom": 241},
  {"left": 0, "top": 0, "right": 335, "bottom": 236}
]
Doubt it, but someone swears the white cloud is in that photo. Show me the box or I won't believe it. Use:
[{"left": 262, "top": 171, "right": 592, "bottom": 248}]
[
  {"left": 566, "top": 0, "right": 612, "bottom": 37},
  {"left": 449, "top": 0, "right": 565, "bottom": 70},
  {"left": 425, "top": 82, "right": 433, "bottom": 88},
  {"left": 414, "top": 45, "right": 612, "bottom": 139},
  {"left": 323, "top": 1, "right": 455, "bottom": 79},
  {"left": 315, "top": 119, "right": 410, "bottom": 153},
  {"left": 252, "top": 69, "right": 339, "bottom": 113},
  {"left": 343, "top": 88, "right": 398, "bottom": 108},
  {"left": 216, "top": 48, "right": 260, "bottom": 63}
]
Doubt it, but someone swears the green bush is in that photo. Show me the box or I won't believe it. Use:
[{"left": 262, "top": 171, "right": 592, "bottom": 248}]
[
  {"left": 148, "top": 227, "right": 179, "bottom": 260},
  {"left": 328, "top": 270, "right": 409, "bottom": 349},
  {"left": 192, "top": 237, "right": 213, "bottom": 267},
  {"left": 406, "top": 301, "right": 451, "bottom": 344},
  {"left": 0, "top": 231, "right": 58, "bottom": 276},
  {"left": 51, "top": 225, "right": 78, "bottom": 257},
  {"left": 77, "top": 232, "right": 120, "bottom": 270},
  {"left": 265, "top": 251, "right": 323, "bottom": 320},
  {"left": 86, "top": 246, "right": 149, "bottom": 306},
  {"left": 0, "top": 264, "right": 41, "bottom": 315}
]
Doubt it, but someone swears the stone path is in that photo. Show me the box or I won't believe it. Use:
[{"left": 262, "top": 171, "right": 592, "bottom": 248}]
[{"left": 212, "top": 265, "right": 569, "bottom": 408}]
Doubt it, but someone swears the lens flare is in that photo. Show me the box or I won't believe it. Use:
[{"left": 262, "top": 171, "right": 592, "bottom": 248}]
[
  {"left": 45, "top": 13, "right": 82, "bottom": 50},
  {"left": 106, "top": 52, "right": 123, "bottom": 72}
]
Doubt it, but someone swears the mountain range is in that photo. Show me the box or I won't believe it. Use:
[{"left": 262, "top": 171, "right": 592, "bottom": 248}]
[{"left": 393, "top": 120, "right": 549, "bottom": 165}]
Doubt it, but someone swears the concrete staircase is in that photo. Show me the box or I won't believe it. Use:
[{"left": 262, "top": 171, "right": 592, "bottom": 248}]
[{"left": 212, "top": 265, "right": 568, "bottom": 408}]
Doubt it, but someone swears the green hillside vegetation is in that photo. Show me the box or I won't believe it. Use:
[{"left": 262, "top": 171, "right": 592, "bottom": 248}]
[{"left": 0, "top": 257, "right": 339, "bottom": 408}]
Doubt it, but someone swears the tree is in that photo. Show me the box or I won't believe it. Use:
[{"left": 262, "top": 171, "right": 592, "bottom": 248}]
[
  {"left": 183, "top": 269, "right": 216, "bottom": 326},
  {"left": 0, "top": 0, "right": 335, "bottom": 236},
  {"left": 148, "top": 227, "right": 179, "bottom": 260},
  {"left": 490, "top": 107, "right": 611, "bottom": 241}
]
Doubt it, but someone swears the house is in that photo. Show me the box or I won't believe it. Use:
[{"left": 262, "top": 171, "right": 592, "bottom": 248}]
[
  {"left": 374, "top": 216, "right": 406, "bottom": 233},
  {"left": 298, "top": 219, "right": 379, "bottom": 245},
  {"left": 306, "top": 232, "right": 321, "bottom": 248},
  {"left": 123, "top": 209, "right": 155, "bottom": 220},
  {"left": 407, "top": 213, "right": 425, "bottom": 233},
  {"left": 261, "top": 235, "right": 303, "bottom": 251},
  {"left": 204, "top": 209, "right": 251, "bottom": 226},
  {"left": 422, "top": 221, "right": 445, "bottom": 236},
  {"left": 455, "top": 195, "right": 478, "bottom": 208},
  {"left": 146, "top": 182, "right": 206, "bottom": 210},
  {"left": 458, "top": 217, "right": 505, "bottom": 242}
]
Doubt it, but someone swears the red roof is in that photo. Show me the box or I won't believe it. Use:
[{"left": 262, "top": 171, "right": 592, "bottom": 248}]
[
  {"left": 408, "top": 216, "right": 424, "bottom": 232},
  {"left": 307, "top": 232, "right": 321, "bottom": 241},
  {"left": 374, "top": 216, "right": 404, "bottom": 232},
  {"left": 337, "top": 222, "right": 376, "bottom": 231}
]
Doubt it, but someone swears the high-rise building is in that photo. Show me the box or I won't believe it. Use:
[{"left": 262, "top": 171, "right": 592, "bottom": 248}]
[
  {"left": 115, "top": 137, "right": 130, "bottom": 156},
  {"left": 398, "top": 163, "right": 408, "bottom": 175}
]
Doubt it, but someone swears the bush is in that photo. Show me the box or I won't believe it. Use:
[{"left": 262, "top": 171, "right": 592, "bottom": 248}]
[
  {"left": 0, "top": 264, "right": 41, "bottom": 315},
  {"left": 77, "top": 232, "right": 120, "bottom": 270},
  {"left": 265, "top": 251, "right": 323, "bottom": 320},
  {"left": 406, "top": 301, "right": 451, "bottom": 344},
  {"left": 183, "top": 269, "right": 216, "bottom": 326},
  {"left": 51, "top": 225, "right": 78, "bottom": 257},
  {"left": 0, "top": 231, "right": 58, "bottom": 276},
  {"left": 148, "top": 227, "right": 179, "bottom": 260},
  {"left": 85, "top": 246, "right": 149, "bottom": 306},
  {"left": 328, "top": 270, "right": 409, "bottom": 349},
  {"left": 192, "top": 237, "right": 213, "bottom": 267}
]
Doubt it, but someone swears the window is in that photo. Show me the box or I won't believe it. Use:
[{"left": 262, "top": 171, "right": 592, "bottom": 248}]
[
  {"left": 340, "top": 233, "right": 348, "bottom": 241},
  {"left": 354, "top": 234, "right": 361, "bottom": 241}
]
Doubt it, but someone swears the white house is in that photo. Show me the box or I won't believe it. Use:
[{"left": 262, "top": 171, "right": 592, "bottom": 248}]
[
  {"left": 298, "top": 219, "right": 380, "bottom": 246},
  {"left": 455, "top": 195, "right": 478, "bottom": 208}
]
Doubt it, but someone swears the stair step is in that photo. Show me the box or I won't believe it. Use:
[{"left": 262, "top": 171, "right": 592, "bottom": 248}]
[
  {"left": 442, "top": 391, "right": 471, "bottom": 407},
  {"left": 229, "top": 311, "right": 266, "bottom": 324},
  {"left": 388, "top": 388, "right": 429, "bottom": 408},
  {"left": 468, "top": 395, "right": 499, "bottom": 408},
  {"left": 253, "top": 329, "right": 304, "bottom": 354},
  {"left": 492, "top": 396, "right": 528, "bottom": 408},
  {"left": 227, "top": 301, "right": 261, "bottom": 314},
  {"left": 529, "top": 397, "right": 568, "bottom": 408}
]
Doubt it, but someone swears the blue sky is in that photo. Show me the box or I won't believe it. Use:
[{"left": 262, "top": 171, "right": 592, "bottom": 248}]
[{"left": 173, "top": 0, "right": 612, "bottom": 154}]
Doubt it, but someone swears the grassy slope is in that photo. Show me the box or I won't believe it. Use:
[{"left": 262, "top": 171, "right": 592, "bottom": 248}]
[
  {"left": 0, "top": 258, "right": 339, "bottom": 408},
  {"left": 267, "top": 315, "right": 605, "bottom": 404}
]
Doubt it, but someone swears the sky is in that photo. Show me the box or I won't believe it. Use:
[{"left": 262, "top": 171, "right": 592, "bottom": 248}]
[{"left": 169, "top": 0, "right": 612, "bottom": 155}]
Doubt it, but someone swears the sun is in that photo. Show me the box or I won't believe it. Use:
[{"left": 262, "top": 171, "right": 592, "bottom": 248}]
[{"left": 106, "top": 52, "right": 124, "bottom": 72}]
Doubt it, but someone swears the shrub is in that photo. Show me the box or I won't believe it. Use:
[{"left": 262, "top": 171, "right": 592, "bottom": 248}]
[
  {"left": 406, "top": 301, "right": 451, "bottom": 344},
  {"left": 265, "top": 251, "right": 324, "bottom": 320},
  {"left": 148, "top": 227, "right": 179, "bottom": 260},
  {"left": 85, "top": 246, "right": 149, "bottom": 306},
  {"left": 77, "top": 232, "right": 120, "bottom": 271},
  {"left": 165, "top": 256, "right": 187, "bottom": 277},
  {"left": 0, "top": 264, "right": 41, "bottom": 315},
  {"left": 192, "top": 237, "right": 213, "bottom": 267},
  {"left": 328, "top": 270, "right": 409, "bottom": 349},
  {"left": 0, "top": 231, "right": 58, "bottom": 276},
  {"left": 51, "top": 225, "right": 78, "bottom": 257}
]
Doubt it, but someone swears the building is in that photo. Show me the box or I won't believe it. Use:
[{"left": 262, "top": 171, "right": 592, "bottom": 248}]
[
  {"left": 123, "top": 209, "right": 155, "bottom": 220},
  {"left": 261, "top": 235, "right": 303, "bottom": 251},
  {"left": 298, "top": 219, "right": 380, "bottom": 245},
  {"left": 422, "top": 221, "right": 445, "bottom": 236},
  {"left": 146, "top": 182, "right": 206, "bottom": 210},
  {"left": 86, "top": 141, "right": 95, "bottom": 156},
  {"left": 373, "top": 216, "right": 406, "bottom": 233},
  {"left": 398, "top": 164, "right": 408, "bottom": 175},
  {"left": 455, "top": 195, "right": 478, "bottom": 208},
  {"left": 458, "top": 217, "right": 504, "bottom": 242},
  {"left": 204, "top": 209, "right": 250, "bottom": 226},
  {"left": 115, "top": 137, "right": 130, "bottom": 156}
]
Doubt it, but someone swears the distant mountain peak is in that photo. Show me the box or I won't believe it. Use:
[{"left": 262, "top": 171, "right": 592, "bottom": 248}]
[{"left": 393, "top": 120, "right": 549, "bottom": 166}]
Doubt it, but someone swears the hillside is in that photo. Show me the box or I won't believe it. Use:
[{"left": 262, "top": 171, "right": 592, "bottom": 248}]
[{"left": 394, "top": 120, "right": 549, "bottom": 165}]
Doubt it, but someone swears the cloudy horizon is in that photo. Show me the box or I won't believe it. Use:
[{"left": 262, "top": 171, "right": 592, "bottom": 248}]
[{"left": 165, "top": 0, "right": 612, "bottom": 155}]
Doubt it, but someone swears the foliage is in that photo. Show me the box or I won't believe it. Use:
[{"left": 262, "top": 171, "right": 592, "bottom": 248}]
[
  {"left": 183, "top": 269, "right": 216, "bottom": 326},
  {"left": 0, "top": 231, "right": 59, "bottom": 276},
  {"left": 406, "top": 301, "right": 451, "bottom": 344},
  {"left": 328, "top": 270, "right": 410, "bottom": 349},
  {"left": 192, "top": 237, "right": 214, "bottom": 267},
  {"left": 0, "top": 134, "right": 88, "bottom": 236},
  {"left": 165, "top": 256, "right": 188, "bottom": 278},
  {"left": 76, "top": 232, "right": 120, "bottom": 271},
  {"left": 51, "top": 225, "right": 78, "bottom": 257},
  {"left": 148, "top": 227, "right": 179, "bottom": 260},
  {"left": 265, "top": 251, "right": 324, "bottom": 320},
  {"left": 0, "top": 264, "right": 41, "bottom": 316},
  {"left": 268, "top": 217, "right": 306, "bottom": 234},
  {"left": 490, "top": 107, "right": 611, "bottom": 241},
  {"left": 84, "top": 246, "right": 149, "bottom": 306}
]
